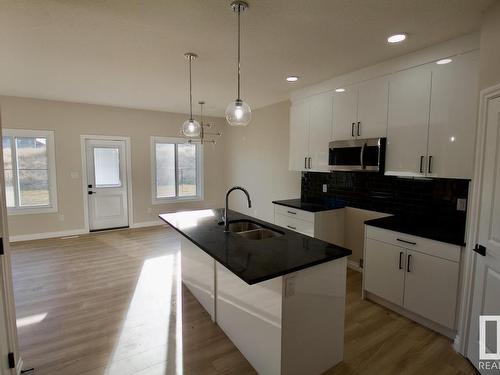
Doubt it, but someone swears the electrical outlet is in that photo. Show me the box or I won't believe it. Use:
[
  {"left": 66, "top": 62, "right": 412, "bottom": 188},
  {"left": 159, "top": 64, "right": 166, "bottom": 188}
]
[
  {"left": 457, "top": 198, "right": 467, "bottom": 211},
  {"left": 285, "top": 276, "right": 296, "bottom": 297},
  {"left": 322, "top": 184, "right": 327, "bottom": 193}
]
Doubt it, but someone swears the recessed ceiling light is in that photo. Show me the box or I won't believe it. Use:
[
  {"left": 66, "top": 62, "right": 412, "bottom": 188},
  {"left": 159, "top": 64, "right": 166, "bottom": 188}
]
[
  {"left": 436, "top": 58, "right": 452, "bottom": 65},
  {"left": 387, "top": 33, "right": 407, "bottom": 44},
  {"left": 335, "top": 88, "right": 346, "bottom": 93},
  {"left": 286, "top": 76, "right": 299, "bottom": 82}
]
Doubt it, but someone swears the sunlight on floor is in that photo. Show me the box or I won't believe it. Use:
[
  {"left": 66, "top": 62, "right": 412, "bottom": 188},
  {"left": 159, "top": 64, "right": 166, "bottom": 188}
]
[
  {"left": 104, "top": 253, "right": 181, "bottom": 375},
  {"left": 16, "top": 313, "right": 48, "bottom": 328}
]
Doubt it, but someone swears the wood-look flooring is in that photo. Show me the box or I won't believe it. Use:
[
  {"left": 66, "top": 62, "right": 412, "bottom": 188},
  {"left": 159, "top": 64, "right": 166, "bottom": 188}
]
[{"left": 10, "top": 226, "right": 475, "bottom": 375}]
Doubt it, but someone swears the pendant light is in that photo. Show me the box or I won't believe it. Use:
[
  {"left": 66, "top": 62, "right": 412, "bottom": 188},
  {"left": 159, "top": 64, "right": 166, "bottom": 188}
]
[
  {"left": 225, "top": 1, "right": 251, "bottom": 127},
  {"left": 182, "top": 52, "right": 201, "bottom": 137},
  {"left": 187, "top": 101, "right": 222, "bottom": 145}
]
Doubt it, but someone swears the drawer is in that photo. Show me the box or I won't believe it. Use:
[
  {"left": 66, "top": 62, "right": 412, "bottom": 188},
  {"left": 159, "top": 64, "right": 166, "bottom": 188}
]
[
  {"left": 365, "top": 225, "right": 461, "bottom": 263},
  {"left": 274, "top": 204, "right": 314, "bottom": 223},
  {"left": 275, "top": 214, "right": 314, "bottom": 237}
]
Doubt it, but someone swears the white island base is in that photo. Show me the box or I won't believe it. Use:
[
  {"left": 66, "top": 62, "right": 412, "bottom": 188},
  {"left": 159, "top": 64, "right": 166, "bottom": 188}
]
[{"left": 181, "top": 238, "right": 347, "bottom": 375}]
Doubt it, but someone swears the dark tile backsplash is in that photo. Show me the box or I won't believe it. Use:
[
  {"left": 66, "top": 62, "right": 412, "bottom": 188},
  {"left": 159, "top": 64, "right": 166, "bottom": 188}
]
[{"left": 301, "top": 172, "right": 469, "bottom": 222}]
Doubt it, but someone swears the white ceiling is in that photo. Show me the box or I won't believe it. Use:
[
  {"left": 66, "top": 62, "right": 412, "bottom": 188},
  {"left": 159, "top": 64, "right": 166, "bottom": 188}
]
[{"left": 0, "top": 0, "right": 493, "bottom": 116}]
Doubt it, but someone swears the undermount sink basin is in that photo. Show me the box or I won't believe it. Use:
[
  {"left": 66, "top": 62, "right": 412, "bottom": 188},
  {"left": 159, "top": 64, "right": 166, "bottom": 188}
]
[
  {"left": 237, "top": 228, "right": 283, "bottom": 240},
  {"left": 226, "top": 220, "right": 262, "bottom": 233},
  {"left": 222, "top": 220, "right": 284, "bottom": 240}
]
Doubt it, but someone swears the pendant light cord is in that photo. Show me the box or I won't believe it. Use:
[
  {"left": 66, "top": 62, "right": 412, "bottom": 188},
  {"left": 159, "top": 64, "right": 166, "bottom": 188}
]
[
  {"left": 237, "top": 4, "right": 241, "bottom": 101},
  {"left": 189, "top": 57, "right": 193, "bottom": 120}
]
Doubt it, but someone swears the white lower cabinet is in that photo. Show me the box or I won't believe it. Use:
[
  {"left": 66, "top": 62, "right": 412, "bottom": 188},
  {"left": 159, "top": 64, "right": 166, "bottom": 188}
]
[{"left": 363, "top": 226, "right": 461, "bottom": 334}]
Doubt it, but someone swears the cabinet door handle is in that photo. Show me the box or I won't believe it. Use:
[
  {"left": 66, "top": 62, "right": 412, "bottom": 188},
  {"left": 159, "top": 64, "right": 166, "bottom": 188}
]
[
  {"left": 399, "top": 251, "right": 404, "bottom": 270},
  {"left": 407, "top": 254, "right": 412, "bottom": 273},
  {"left": 357, "top": 121, "right": 361, "bottom": 137},
  {"left": 428, "top": 155, "right": 433, "bottom": 174},
  {"left": 397, "top": 238, "right": 416, "bottom": 245},
  {"left": 419, "top": 155, "right": 424, "bottom": 173},
  {"left": 351, "top": 122, "right": 355, "bottom": 137},
  {"left": 304, "top": 157, "right": 307, "bottom": 169},
  {"left": 286, "top": 225, "right": 297, "bottom": 230},
  {"left": 308, "top": 157, "right": 312, "bottom": 169},
  {"left": 286, "top": 211, "right": 297, "bottom": 215}
]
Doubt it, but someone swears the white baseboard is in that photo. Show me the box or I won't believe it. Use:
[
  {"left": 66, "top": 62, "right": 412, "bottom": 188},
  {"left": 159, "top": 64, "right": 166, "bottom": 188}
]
[
  {"left": 130, "top": 220, "right": 164, "bottom": 229},
  {"left": 347, "top": 260, "right": 363, "bottom": 273},
  {"left": 9, "top": 229, "right": 88, "bottom": 243}
]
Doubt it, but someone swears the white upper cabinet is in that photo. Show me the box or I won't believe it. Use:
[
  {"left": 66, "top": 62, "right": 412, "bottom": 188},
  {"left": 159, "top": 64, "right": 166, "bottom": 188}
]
[
  {"left": 309, "top": 91, "right": 333, "bottom": 171},
  {"left": 427, "top": 51, "right": 479, "bottom": 179},
  {"left": 386, "top": 66, "right": 432, "bottom": 177},
  {"left": 289, "top": 99, "right": 310, "bottom": 171},
  {"left": 356, "top": 76, "right": 389, "bottom": 139},
  {"left": 332, "top": 87, "right": 358, "bottom": 141},
  {"left": 289, "top": 92, "right": 333, "bottom": 172},
  {"left": 332, "top": 77, "right": 389, "bottom": 141}
]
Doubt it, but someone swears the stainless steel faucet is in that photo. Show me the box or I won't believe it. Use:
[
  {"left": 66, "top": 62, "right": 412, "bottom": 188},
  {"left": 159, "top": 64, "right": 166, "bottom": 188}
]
[{"left": 224, "top": 186, "right": 252, "bottom": 232}]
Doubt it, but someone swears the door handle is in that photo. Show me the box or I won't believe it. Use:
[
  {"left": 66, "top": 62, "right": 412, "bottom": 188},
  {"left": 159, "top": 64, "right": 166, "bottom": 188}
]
[
  {"left": 308, "top": 157, "right": 312, "bottom": 169},
  {"left": 419, "top": 155, "right": 424, "bottom": 173},
  {"left": 88, "top": 191, "right": 96, "bottom": 195},
  {"left": 357, "top": 121, "right": 361, "bottom": 137},
  {"left": 304, "top": 157, "right": 307, "bottom": 169},
  {"left": 351, "top": 122, "right": 355, "bottom": 137},
  {"left": 428, "top": 155, "right": 433, "bottom": 174},
  {"left": 407, "top": 254, "right": 412, "bottom": 273},
  {"left": 398, "top": 251, "right": 404, "bottom": 270},
  {"left": 473, "top": 244, "right": 486, "bottom": 256}
]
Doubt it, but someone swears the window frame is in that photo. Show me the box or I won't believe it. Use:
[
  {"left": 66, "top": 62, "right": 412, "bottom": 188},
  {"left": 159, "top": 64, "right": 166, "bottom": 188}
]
[
  {"left": 2, "top": 129, "right": 58, "bottom": 215},
  {"left": 150, "top": 136, "right": 203, "bottom": 204}
]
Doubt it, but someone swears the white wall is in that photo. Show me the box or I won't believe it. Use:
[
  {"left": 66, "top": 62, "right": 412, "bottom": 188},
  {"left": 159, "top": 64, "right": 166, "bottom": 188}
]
[
  {"left": 479, "top": 1, "right": 500, "bottom": 90},
  {"left": 223, "top": 100, "right": 301, "bottom": 223},
  {"left": 0, "top": 96, "right": 227, "bottom": 238}
]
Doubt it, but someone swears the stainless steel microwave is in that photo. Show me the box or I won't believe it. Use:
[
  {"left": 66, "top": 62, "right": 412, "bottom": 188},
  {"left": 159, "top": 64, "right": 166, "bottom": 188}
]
[{"left": 328, "top": 138, "right": 386, "bottom": 172}]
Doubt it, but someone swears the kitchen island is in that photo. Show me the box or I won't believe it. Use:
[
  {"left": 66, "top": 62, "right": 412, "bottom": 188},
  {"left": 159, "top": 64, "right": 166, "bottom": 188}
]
[{"left": 160, "top": 209, "right": 351, "bottom": 375}]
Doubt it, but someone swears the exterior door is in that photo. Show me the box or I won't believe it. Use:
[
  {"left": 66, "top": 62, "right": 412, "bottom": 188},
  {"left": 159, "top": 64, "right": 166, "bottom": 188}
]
[
  {"left": 86, "top": 139, "right": 128, "bottom": 231},
  {"left": 467, "top": 97, "right": 500, "bottom": 372}
]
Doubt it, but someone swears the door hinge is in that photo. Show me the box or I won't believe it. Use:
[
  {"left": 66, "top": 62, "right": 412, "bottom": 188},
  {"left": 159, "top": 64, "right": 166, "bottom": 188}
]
[
  {"left": 473, "top": 244, "right": 486, "bottom": 256},
  {"left": 8, "top": 352, "right": 15, "bottom": 369}
]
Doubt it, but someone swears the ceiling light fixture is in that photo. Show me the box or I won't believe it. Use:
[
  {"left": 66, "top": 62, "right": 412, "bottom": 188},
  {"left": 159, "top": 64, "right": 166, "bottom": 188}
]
[
  {"left": 436, "top": 58, "right": 452, "bottom": 65},
  {"left": 335, "top": 88, "right": 346, "bottom": 93},
  {"left": 286, "top": 76, "right": 299, "bottom": 82},
  {"left": 187, "top": 101, "right": 222, "bottom": 145},
  {"left": 225, "top": 1, "right": 251, "bottom": 127},
  {"left": 387, "top": 33, "right": 407, "bottom": 44},
  {"left": 181, "top": 52, "right": 201, "bottom": 137}
]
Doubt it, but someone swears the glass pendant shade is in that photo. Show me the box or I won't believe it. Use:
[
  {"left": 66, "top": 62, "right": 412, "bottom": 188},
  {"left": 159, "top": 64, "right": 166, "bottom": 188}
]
[
  {"left": 225, "top": 99, "right": 251, "bottom": 127},
  {"left": 182, "top": 118, "right": 201, "bottom": 137}
]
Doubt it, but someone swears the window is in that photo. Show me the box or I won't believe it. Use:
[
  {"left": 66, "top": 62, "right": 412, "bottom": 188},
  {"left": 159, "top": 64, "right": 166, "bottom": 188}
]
[
  {"left": 2, "top": 129, "right": 57, "bottom": 214},
  {"left": 151, "top": 137, "right": 203, "bottom": 203}
]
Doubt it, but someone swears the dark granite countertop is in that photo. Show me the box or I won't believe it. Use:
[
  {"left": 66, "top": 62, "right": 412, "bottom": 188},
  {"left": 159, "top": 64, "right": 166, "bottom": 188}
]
[
  {"left": 160, "top": 209, "right": 351, "bottom": 285},
  {"left": 365, "top": 215, "right": 466, "bottom": 246},
  {"left": 272, "top": 199, "right": 345, "bottom": 213}
]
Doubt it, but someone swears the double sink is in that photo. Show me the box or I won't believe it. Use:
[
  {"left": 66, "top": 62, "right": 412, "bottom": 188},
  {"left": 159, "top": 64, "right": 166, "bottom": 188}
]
[{"left": 224, "top": 220, "right": 283, "bottom": 240}]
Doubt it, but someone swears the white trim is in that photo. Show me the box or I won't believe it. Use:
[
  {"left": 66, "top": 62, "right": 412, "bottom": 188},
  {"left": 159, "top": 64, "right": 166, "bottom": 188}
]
[
  {"left": 3, "top": 128, "right": 58, "bottom": 215},
  {"left": 80, "top": 135, "right": 133, "bottom": 232},
  {"left": 455, "top": 82, "right": 500, "bottom": 356},
  {"left": 9, "top": 228, "right": 88, "bottom": 242},
  {"left": 347, "top": 260, "right": 363, "bottom": 273},
  {"left": 150, "top": 136, "right": 204, "bottom": 204},
  {"left": 130, "top": 220, "right": 165, "bottom": 229}
]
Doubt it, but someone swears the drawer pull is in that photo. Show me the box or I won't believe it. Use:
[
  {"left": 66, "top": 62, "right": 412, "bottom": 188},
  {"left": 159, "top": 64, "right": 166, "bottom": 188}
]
[
  {"left": 286, "top": 211, "right": 297, "bottom": 215},
  {"left": 398, "top": 251, "right": 404, "bottom": 270},
  {"left": 286, "top": 225, "right": 297, "bottom": 230},
  {"left": 407, "top": 254, "right": 412, "bottom": 273},
  {"left": 397, "top": 238, "right": 416, "bottom": 245}
]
